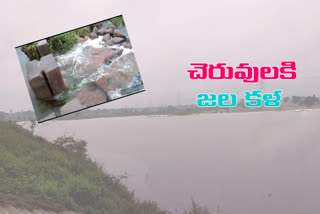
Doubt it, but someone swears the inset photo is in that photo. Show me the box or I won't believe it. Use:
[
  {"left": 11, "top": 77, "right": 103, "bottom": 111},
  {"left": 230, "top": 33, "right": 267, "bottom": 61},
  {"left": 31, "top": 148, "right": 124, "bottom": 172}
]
[{"left": 16, "top": 15, "right": 144, "bottom": 123}]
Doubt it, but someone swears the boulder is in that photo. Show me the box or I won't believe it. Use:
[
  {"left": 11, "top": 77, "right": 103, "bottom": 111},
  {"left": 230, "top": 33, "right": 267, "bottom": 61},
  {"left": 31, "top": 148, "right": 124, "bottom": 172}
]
[
  {"left": 92, "top": 26, "right": 99, "bottom": 34},
  {"left": 26, "top": 60, "right": 53, "bottom": 100},
  {"left": 112, "top": 37, "right": 126, "bottom": 44},
  {"left": 78, "top": 37, "right": 85, "bottom": 43},
  {"left": 26, "top": 54, "right": 68, "bottom": 100},
  {"left": 95, "top": 76, "right": 111, "bottom": 101},
  {"left": 77, "top": 36, "right": 90, "bottom": 43},
  {"left": 41, "top": 55, "right": 68, "bottom": 95},
  {"left": 76, "top": 86, "right": 108, "bottom": 106},
  {"left": 122, "top": 41, "right": 132, "bottom": 49},
  {"left": 78, "top": 63, "right": 100, "bottom": 76},
  {"left": 97, "top": 28, "right": 107, "bottom": 35},
  {"left": 28, "top": 71, "right": 53, "bottom": 100},
  {"left": 36, "top": 39, "right": 51, "bottom": 57},
  {"left": 105, "top": 28, "right": 113, "bottom": 34},
  {"left": 85, "top": 47, "right": 123, "bottom": 66},
  {"left": 112, "top": 29, "right": 126, "bottom": 38},
  {"left": 90, "top": 33, "right": 98, "bottom": 39},
  {"left": 90, "top": 23, "right": 103, "bottom": 31},
  {"left": 102, "top": 34, "right": 111, "bottom": 42},
  {"left": 106, "top": 39, "right": 114, "bottom": 46},
  {"left": 99, "top": 52, "right": 141, "bottom": 96},
  {"left": 103, "top": 34, "right": 114, "bottom": 46}
]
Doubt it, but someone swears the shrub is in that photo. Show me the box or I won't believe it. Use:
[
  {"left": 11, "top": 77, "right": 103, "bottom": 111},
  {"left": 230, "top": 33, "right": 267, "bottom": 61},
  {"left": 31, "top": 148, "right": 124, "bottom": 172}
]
[
  {"left": 21, "top": 42, "right": 40, "bottom": 61},
  {"left": 74, "top": 27, "right": 90, "bottom": 38},
  {"left": 48, "top": 32, "right": 78, "bottom": 54},
  {"left": 110, "top": 16, "right": 125, "bottom": 27}
]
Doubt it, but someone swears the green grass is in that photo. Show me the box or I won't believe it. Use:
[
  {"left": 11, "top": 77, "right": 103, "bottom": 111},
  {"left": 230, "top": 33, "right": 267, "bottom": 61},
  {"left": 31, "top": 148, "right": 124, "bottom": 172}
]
[{"left": 0, "top": 121, "right": 167, "bottom": 214}]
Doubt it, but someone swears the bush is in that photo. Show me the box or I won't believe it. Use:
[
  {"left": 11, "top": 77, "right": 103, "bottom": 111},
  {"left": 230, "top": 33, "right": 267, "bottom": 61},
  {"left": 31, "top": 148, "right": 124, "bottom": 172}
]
[
  {"left": 48, "top": 32, "right": 78, "bottom": 54},
  {"left": 110, "top": 16, "right": 125, "bottom": 27},
  {"left": 74, "top": 27, "right": 90, "bottom": 38},
  {"left": 21, "top": 42, "right": 40, "bottom": 61}
]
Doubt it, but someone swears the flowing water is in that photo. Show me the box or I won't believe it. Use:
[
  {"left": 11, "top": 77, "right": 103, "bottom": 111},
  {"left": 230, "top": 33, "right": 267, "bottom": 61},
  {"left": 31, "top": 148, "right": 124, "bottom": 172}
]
[
  {"left": 19, "top": 110, "right": 320, "bottom": 214},
  {"left": 55, "top": 35, "right": 137, "bottom": 101}
]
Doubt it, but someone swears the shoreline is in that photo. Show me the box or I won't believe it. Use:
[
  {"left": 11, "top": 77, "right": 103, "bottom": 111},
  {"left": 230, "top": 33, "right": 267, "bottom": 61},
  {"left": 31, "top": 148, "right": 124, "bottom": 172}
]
[{"left": 16, "top": 108, "right": 320, "bottom": 125}]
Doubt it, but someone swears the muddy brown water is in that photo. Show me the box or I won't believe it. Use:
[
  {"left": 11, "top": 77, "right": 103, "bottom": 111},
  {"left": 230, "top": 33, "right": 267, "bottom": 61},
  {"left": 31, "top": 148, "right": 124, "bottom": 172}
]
[{"left": 19, "top": 110, "right": 320, "bottom": 214}]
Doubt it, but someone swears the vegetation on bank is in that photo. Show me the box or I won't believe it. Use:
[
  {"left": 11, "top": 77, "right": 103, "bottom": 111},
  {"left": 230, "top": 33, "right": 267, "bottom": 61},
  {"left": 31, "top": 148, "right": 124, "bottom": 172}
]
[
  {"left": 48, "top": 32, "right": 78, "bottom": 54},
  {"left": 0, "top": 121, "right": 167, "bottom": 214},
  {"left": 110, "top": 16, "right": 125, "bottom": 27},
  {"left": 21, "top": 16, "right": 123, "bottom": 58},
  {"left": 74, "top": 27, "right": 91, "bottom": 38},
  {"left": 21, "top": 42, "right": 40, "bottom": 61},
  {"left": 184, "top": 200, "right": 210, "bottom": 214},
  {"left": 21, "top": 27, "right": 90, "bottom": 59}
]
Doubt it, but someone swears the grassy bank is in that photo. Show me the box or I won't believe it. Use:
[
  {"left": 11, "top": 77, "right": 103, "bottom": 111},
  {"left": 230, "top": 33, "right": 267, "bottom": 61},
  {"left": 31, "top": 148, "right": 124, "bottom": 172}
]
[{"left": 0, "top": 121, "right": 166, "bottom": 214}]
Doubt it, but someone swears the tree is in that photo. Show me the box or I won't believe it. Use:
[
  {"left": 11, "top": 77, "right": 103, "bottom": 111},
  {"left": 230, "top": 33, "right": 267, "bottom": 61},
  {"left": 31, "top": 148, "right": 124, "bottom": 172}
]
[
  {"left": 283, "top": 97, "right": 290, "bottom": 103},
  {"left": 303, "top": 95, "right": 318, "bottom": 107},
  {"left": 292, "top": 96, "right": 302, "bottom": 105}
]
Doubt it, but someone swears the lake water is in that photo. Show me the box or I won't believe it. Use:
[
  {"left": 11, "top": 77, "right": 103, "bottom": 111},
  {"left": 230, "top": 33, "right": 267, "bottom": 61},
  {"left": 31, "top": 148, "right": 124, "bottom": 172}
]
[{"left": 19, "top": 110, "right": 320, "bottom": 214}]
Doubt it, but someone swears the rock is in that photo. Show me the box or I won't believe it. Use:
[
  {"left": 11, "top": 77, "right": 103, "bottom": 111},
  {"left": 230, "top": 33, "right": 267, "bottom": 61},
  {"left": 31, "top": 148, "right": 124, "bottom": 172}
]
[
  {"left": 85, "top": 47, "right": 123, "bottom": 66},
  {"left": 112, "top": 37, "right": 126, "bottom": 44},
  {"left": 105, "top": 28, "right": 113, "bottom": 34},
  {"left": 76, "top": 86, "right": 108, "bottom": 106},
  {"left": 95, "top": 22, "right": 103, "bottom": 28},
  {"left": 100, "top": 52, "right": 141, "bottom": 98},
  {"left": 112, "top": 29, "right": 126, "bottom": 38},
  {"left": 97, "top": 28, "right": 107, "bottom": 35},
  {"left": 95, "top": 76, "right": 108, "bottom": 90},
  {"left": 90, "top": 33, "right": 98, "bottom": 39},
  {"left": 106, "top": 39, "right": 114, "bottom": 46},
  {"left": 95, "top": 76, "right": 111, "bottom": 101},
  {"left": 122, "top": 41, "right": 132, "bottom": 49},
  {"left": 78, "top": 37, "right": 87, "bottom": 43},
  {"left": 26, "top": 60, "right": 41, "bottom": 79},
  {"left": 102, "top": 34, "right": 111, "bottom": 42},
  {"left": 26, "top": 54, "right": 68, "bottom": 100},
  {"left": 92, "top": 26, "right": 98, "bottom": 34},
  {"left": 36, "top": 39, "right": 51, "bottom": 57},
  {"left": 26, "top": 60, "right": 52, "bottom": 100},
  {"left": 78, "top": 63, "right": 100, "bottom": 76},
  {"left": 102, "top": 34, "right": 114, "bottom": 46},
  {"left": 41, "top": 55, "right": 68, "bottom": 95},
  {"left": 28, "top": 70, "right": 53, "bottom": 100},
  {"left": 78, "top": 36, "right": 90, "bottom": 42}
]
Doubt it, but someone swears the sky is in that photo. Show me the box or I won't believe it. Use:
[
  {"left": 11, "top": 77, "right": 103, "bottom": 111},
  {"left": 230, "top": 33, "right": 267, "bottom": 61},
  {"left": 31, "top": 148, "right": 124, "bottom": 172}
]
[{"left": 1, "top": 0, "right": 320, "bottom": 112}]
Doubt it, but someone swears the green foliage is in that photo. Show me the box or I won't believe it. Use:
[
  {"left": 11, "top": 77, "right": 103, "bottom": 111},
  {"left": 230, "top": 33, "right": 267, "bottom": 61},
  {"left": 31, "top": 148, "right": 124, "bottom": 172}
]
[
  {"left": 74, "top": 27, "right": 90, "bottom": 38},
  {"left": 0, "top": 122, "right": 167, "bottom": 214},
  {"left": 22, "top": 42, "right": 40, "bottom": 61},
  {"left": 48, "top": 32, "right": 78, "bottom": 54},
  {"left": 184, "top": 200, "right": 211, "bottom": 214},
  {"left": 110, "top": 16, "right": 125, "bottom": 27}
]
